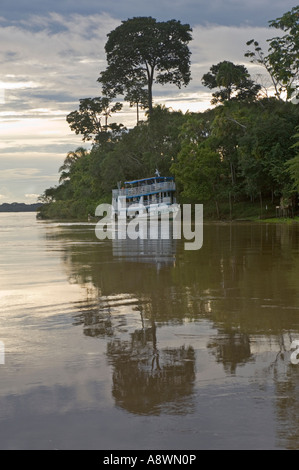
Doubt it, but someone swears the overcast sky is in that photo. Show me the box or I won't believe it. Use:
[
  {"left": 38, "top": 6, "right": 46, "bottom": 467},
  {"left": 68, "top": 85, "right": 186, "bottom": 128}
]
[{"left": 0, "top": 0, "right": 296, "bottom": 203}]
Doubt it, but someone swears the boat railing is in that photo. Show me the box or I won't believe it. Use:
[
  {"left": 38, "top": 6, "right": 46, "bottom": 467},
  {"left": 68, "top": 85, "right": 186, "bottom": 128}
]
[{"left": 112, "top": 181, "right": 175, "bottom": 199}]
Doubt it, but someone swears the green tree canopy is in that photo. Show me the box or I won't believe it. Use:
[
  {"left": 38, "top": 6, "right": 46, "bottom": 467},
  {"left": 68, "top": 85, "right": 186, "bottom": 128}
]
[
  {"left": 98, "top": 17, "right": 193, "bottom": 115},
  {"left": 66, "top": 97, "right": 123, "bottom": 143},
  {"left": 245, "top": 6, "right": 299, "bottom": 100},
  {"left": 268, "top": 5, "right": 299, "bottom": 100},
  {"left": 286, "top": 125, "right": 299, "bottom": 191},
  {"left": 202, "top": 61, "right": 261, "bottom": 104}
]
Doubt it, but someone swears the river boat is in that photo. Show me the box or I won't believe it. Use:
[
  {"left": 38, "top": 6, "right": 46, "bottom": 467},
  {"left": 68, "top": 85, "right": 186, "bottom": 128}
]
[{"left": 112, "top": 174, "right": 179, "bottom": 219}]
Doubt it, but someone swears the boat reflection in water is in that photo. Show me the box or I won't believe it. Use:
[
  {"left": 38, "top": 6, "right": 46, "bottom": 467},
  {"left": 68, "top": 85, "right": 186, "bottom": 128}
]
[{"left": 112, "top": 220, "right": 177, "bottom": 268}]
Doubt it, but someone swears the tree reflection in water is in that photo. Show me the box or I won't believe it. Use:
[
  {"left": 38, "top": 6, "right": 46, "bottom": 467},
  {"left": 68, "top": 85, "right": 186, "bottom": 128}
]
[
  {"left": 76, "top": 301, "right": 196, "bottom": 415},
  {"left": 207, "top": 331, "right": 252, "bottom": 374},
  {"left": 108, "top": 319, "right": 195, "bottom": 415}
]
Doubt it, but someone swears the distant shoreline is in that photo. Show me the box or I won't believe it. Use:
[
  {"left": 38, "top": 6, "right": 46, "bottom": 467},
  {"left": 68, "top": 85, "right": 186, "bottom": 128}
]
[{"left": 0, "top": 202, "right": 42, "bottom": 213}]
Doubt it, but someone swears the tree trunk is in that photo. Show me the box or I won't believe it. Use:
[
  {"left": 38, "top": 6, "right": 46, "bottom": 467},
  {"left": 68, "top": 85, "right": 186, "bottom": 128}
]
[
  {"left": 146, "top": 62, "right": 154, "bottom": 116},
  {"left": 259, "top": 191, "right": 263, "bottom": 219},
  {"left": 148, "top": 82, "right": 153, "bottom": 116},
  {"left": 230, "top": 160, "right": 235, "bottom": 186}
]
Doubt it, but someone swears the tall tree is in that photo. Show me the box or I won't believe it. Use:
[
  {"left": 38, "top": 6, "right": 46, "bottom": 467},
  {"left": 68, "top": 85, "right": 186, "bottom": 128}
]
[
  {"left": 245, "top": 39, "right": 283, "bottom": 100},
  {"left": 202, "top": 61, "right": 261, "bottom": 104},
  {"left": 245, "top": 6, "right": 299, "bottom": 100},
  {"left": 98, "top": 17, "right": 192, "bottom": 115},
  {"left": 66, "top": 97, "right": 122, "bottom": 143}
]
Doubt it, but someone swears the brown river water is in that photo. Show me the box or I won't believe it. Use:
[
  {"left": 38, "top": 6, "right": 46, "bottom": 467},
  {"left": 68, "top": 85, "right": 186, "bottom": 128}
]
[{"left": 0, "top": 212, "right": 299, "bottom": 450}]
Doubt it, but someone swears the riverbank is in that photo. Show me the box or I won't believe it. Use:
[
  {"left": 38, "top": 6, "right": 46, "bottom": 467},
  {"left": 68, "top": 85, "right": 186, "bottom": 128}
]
[
  {"left": 257, "top": 216, "right": 299, "bottom": 224},
  {"left": 198, "top": 199, "right": 299, "bottom": 223},
  {"left": 37, "top": 198, "right": 299, "bottom": 224}
]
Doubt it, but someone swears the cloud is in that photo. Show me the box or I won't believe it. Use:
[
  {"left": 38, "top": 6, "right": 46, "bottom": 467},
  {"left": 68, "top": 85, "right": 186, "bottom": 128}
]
[
  {"left": 0, "top": 165, "right": 61, "bottom": 202},
  {"left": 0, "top": 11, "right": 289, "bottom": 121},
  {"left": 0, "top": 168, "right": 41, "bottom": 180},
  {"left": 0, "top": 13, "right": 118, "bottom": 114},
  {"left": 25, "top": 193, "right": 40, "bottom": 199},
  {"left": 0, "top": 15, "right": 277, "bottom": 128},
  {"left": 190, "top": 24, "right": 273, "bottom": 84},
  {"left": 0, "top": 0, "right": 295, "bottom": 27}
]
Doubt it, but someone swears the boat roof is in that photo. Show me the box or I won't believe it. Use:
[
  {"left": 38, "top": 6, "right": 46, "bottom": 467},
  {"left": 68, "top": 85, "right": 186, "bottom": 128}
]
[{"left": 124, "top": 176, "right": 174, "bottom": 185}]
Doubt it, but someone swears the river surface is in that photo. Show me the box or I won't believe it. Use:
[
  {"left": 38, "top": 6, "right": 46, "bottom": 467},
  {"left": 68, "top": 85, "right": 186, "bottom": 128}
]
[{"left": 0, "top": 212, "right": 299, "bottom": 450}]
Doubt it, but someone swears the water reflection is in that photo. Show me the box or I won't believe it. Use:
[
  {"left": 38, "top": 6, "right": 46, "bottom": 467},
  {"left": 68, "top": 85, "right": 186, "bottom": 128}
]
[
  {"left": 73, "top": 293, "right": 195, "bottom": 415},
  {"left": 275, "top": 364, "right": 299, "bottom": 449},
  {"left": 44, "top": 220, "right": 299, "bottom": 447},
  {"left": 108, "top": 320, "right": 195, "bottom": 416},
  {"left": 112, "top": 221, "right": 177, "bottom": 268},
  {"left": 207, "top": 331, "right": 252, "bottom": 375}
]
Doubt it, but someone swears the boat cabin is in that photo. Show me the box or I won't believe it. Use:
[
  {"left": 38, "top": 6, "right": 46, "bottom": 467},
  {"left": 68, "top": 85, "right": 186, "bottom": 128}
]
[{"left": 112, "top": 176, "right": 177, "bottom": 218}]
